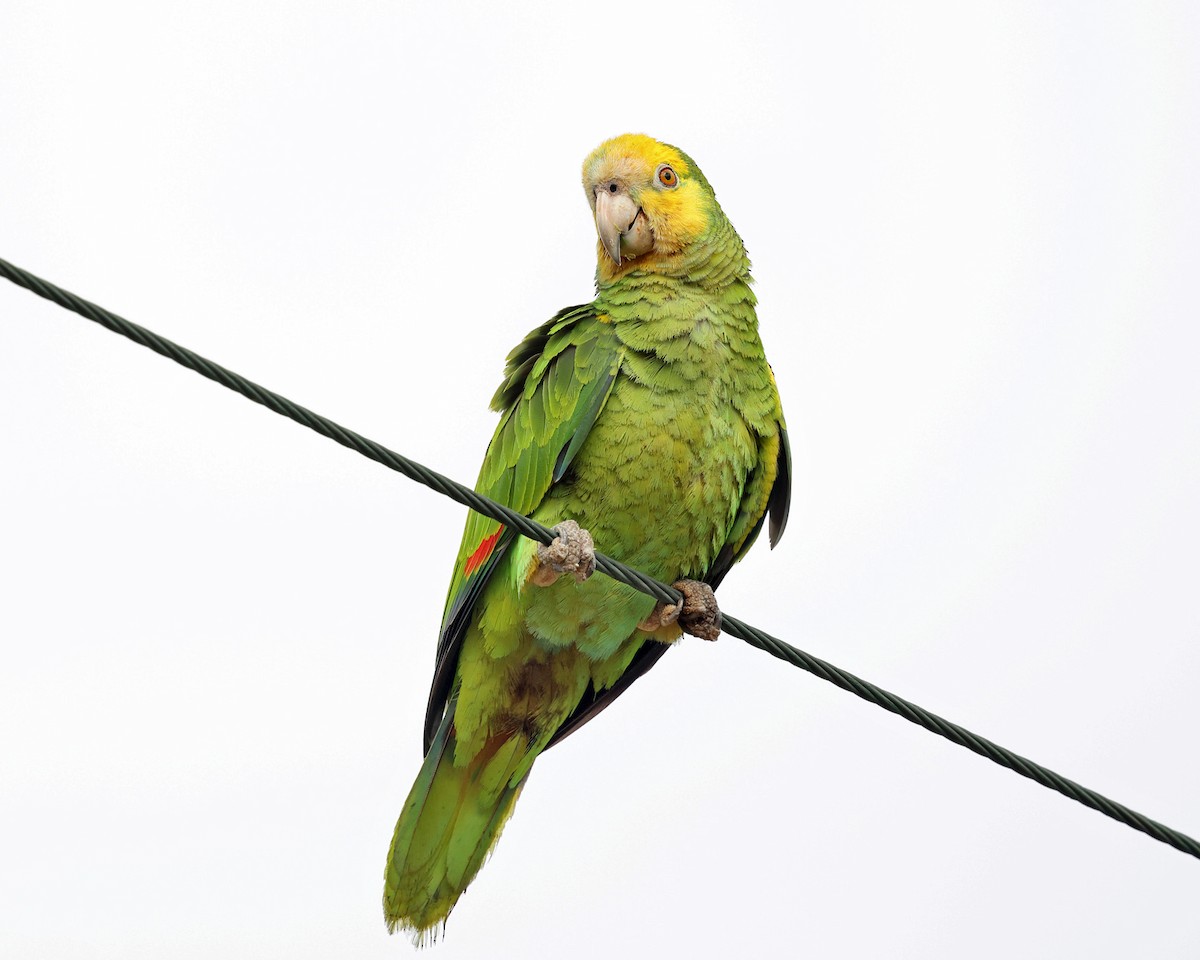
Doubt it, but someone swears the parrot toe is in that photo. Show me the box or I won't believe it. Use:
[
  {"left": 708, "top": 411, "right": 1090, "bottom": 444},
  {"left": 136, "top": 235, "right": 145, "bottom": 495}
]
[
  {"left": 637, "top": 600, "right": 680, "bottom": 633},
  {"left": 533, "top": 519, "right": 596, "bottom": 584},
  {"left": 636, "top": 580, "right": 721, "bottom": 640},
  {"left": 672, "top": 579, "right": 721, "bottom": 641}
]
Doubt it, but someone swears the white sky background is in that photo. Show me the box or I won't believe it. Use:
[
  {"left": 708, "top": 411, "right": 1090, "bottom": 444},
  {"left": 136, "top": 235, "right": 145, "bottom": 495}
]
[{"left": 2, "top": 2, "right": 1198, "bottom": 957}]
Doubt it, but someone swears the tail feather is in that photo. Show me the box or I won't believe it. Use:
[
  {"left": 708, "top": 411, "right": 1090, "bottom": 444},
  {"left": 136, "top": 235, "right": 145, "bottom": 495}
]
[{"left": 383, "top": 709, "right": 532, "bottom": 944}]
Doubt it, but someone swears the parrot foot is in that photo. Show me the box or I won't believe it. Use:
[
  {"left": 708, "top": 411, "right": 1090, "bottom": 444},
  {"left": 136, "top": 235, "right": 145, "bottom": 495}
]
[
  {"left": 532, "top": 520, "right": 596, "bottom": 585},
  {"left": 638, "top": 580, "right": 721, "bottom": 641}
]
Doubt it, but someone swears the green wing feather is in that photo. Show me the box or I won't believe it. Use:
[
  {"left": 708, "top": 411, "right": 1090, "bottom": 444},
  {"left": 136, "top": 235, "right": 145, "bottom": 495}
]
[
  {"left": 422, "top": 305, "right": 622, "bottom": 749},
  {"left": 703, "top": 421, "right": 792, "bottom": 590}
]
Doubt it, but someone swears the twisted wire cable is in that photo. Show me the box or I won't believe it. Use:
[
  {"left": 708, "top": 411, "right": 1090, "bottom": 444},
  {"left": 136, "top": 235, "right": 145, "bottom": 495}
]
[{"left": 2, "top": 255, "right": 1197, "bottom": 861}]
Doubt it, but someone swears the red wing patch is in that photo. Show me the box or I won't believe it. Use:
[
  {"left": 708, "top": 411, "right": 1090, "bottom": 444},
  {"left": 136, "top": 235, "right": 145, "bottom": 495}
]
[{"left": 463, "top": 526, "right": 503, "bottom": 578}]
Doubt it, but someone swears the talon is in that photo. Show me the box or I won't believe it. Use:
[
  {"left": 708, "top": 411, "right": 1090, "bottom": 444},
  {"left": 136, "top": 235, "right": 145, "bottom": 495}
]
[
  {"left": 533, "top": 520, "right": 595, "bottom": 585},
  {"left": 672, "top": 579, "right": 721, "bottom": 641}
]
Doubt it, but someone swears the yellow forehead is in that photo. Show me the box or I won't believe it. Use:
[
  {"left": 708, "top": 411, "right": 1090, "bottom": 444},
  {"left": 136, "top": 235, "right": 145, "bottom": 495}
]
[{"left": 582, "top": 133, "right": 690, "bottom": 186}]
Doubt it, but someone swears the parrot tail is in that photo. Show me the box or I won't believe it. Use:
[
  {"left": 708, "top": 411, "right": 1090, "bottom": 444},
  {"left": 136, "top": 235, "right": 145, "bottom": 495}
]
[{"left": 383, "top": 708, "right": 530, "bottom": 945}]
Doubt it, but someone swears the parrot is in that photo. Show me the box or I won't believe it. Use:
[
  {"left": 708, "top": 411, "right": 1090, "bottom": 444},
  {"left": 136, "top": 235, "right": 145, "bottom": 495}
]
[{"left": 383, "top": 133, "right": 791, "bottom": 944}]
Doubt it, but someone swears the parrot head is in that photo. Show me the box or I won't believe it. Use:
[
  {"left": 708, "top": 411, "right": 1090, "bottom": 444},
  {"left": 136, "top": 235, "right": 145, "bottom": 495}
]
[{"left": 582, "top": 134, "right": 734, "bottom": 283}]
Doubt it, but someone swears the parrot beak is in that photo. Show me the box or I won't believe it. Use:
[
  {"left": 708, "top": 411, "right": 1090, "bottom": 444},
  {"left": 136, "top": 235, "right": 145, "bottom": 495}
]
[{"left": 594, "top": 185, "right": 653, "bottom": 264}]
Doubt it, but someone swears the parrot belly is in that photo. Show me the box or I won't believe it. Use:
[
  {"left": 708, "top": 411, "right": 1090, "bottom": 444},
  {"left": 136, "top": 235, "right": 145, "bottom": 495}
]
[{"left": 453, "top": 356, "right": 760, "bottom": 765}]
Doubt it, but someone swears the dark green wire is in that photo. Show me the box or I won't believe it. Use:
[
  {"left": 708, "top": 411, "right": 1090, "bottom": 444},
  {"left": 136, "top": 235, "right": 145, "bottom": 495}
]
[{"left": 2, "top": 254, "right": 1197, "bottom": 862}]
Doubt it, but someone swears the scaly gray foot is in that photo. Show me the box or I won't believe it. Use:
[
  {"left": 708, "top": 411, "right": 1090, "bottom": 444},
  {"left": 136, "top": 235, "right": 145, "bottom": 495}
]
[
  {"left": 531, "top": 520, "right": 596, "bottom": 586},
  {"left": 638, "top": 579, "right": 721, "bottom": 641}
]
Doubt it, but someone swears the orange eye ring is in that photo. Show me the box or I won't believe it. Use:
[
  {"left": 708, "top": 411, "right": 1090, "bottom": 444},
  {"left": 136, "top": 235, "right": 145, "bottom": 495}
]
[{"left": 656, "top": 164, "right": 679, "bottom": 188}]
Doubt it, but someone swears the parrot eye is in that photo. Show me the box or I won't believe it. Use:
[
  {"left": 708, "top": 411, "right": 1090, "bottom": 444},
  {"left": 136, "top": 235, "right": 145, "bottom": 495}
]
[{"left": 656, "top": 164, "right": 679, "bottom": 188}]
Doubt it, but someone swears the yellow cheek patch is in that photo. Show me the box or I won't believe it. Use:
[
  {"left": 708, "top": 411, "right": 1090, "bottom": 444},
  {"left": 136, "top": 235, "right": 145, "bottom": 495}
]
[{"left": 641, "top": 181, "right": 709, "bottom": 251}]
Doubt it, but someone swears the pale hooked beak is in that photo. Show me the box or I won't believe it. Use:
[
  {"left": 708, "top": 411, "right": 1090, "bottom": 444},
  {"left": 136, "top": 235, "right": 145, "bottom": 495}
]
[{"left": 594, "top": 185, "right": 653, "bottom": 264}]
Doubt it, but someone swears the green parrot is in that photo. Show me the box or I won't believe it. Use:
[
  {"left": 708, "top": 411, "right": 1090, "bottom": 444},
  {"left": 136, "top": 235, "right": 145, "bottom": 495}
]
[{"left": 383, "top": 133, "right": 791, "bottom": 943}]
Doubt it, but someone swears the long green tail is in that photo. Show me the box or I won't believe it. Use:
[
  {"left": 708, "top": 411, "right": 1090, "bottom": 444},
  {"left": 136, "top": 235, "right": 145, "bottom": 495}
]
[{"left": 383, "top": 709, "right": 529, "bottom": 945}]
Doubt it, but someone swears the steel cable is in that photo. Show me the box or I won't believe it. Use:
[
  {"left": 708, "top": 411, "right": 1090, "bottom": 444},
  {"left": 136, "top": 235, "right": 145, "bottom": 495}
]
[{"left": 3, "top": 255, "right": 1196, "bottom": 861}]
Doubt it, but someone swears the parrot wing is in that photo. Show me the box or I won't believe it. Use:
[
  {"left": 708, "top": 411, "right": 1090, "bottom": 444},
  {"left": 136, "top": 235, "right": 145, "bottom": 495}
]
[
  {"left": 704, "top": 421, "right": 792, "bottom": 590},
  {"left": 422, "top": 304, "right": 623, "bottom": 751}
]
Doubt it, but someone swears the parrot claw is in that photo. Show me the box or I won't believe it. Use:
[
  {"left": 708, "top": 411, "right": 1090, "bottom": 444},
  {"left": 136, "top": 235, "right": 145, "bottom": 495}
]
[
  {"left": 639, "top": 580, "right": 721, "bottom": 641},
  {"left": 532, "top": 520, "right": 596, "bottom": 585}
]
